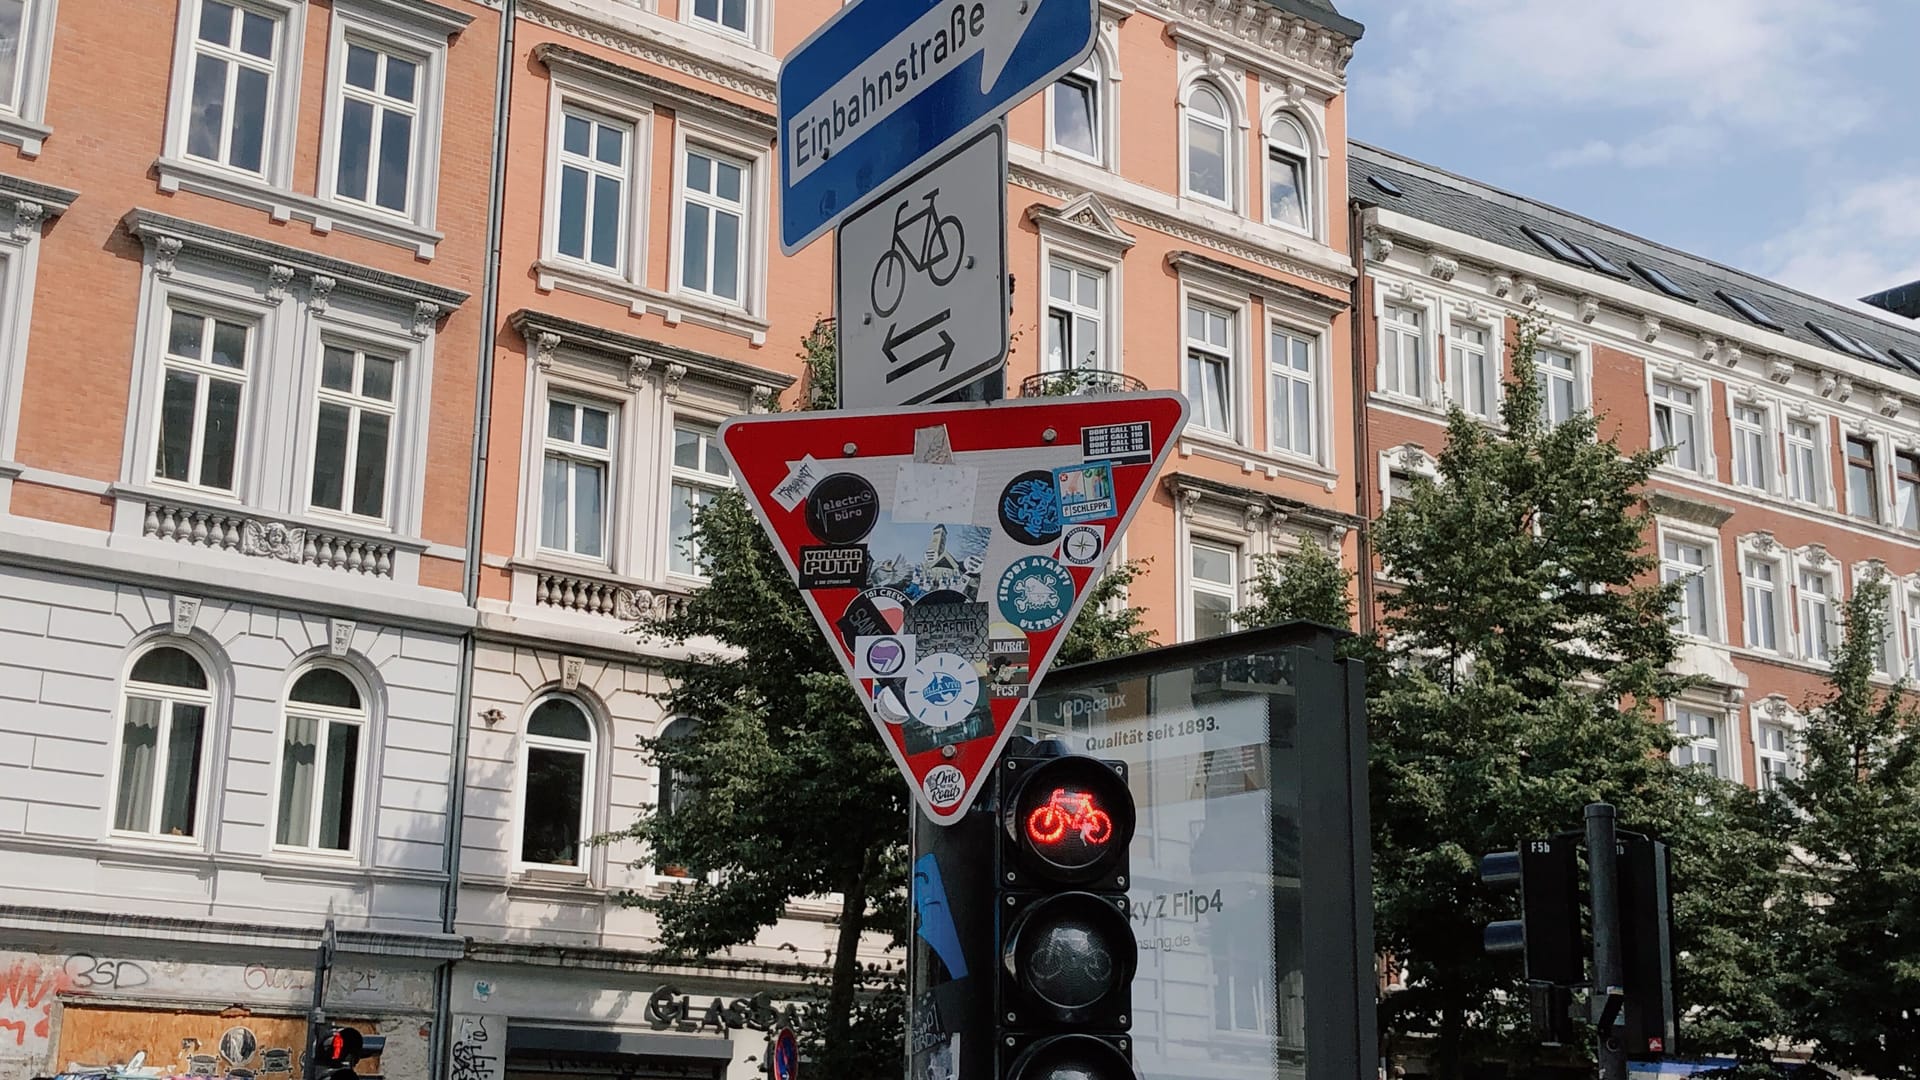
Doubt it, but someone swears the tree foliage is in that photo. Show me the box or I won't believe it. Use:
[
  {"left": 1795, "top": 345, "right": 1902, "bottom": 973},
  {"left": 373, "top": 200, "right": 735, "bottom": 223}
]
[
  {"left": 1239, "top": 538, "right": 1354, "bottom": 630},
  {"left": 1776, "top": 573, "right": 1920, "bottom": 1079},
  {"left": 1054, "top": 557, "right": 1157, "bottom": 665}
]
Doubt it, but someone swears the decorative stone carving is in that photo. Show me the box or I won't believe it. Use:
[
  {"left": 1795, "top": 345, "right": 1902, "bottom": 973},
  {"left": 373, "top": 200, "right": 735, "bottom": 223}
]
[
  {"left": 1640, "top": 315, "right": 1660, "bottom": 343},
  {"left": 1797, "top": 543, "right": 1833, "bottom": 570},
  {"left": 1517, "top": 279, "right": 1539, "bottom": 306},
  {"left": 240, "top": 519, "right": 307, "bottom": 562},
  {"left": 266, "top": 264, "right": 295, "bottom": 302},
  {"left": 1368, "top": 232, "right": 1394, "bottom": 262},
  {"left": 1742, "top": 530, "right": 1778, "bottom": 555},
  {"left": 627, "top": 354, "right": 653, "bottom": 387},
  {"left": 480, "top": 708, "right": 505, "bottom": 727},
  {"left": 1242, "top": 503, "right": 1267, "bottom": 532},
  {"left": 561, "top": 655, "right": 584, "bottom": 691},
  {"left": 749, "top": 384, "right": 774, "bottom": 413},
  {"left": 1721, "top": 344, "right": 1743, "bottom": 367},
  {"left": 1425, "top": 253, "right": 1457, "bottom": 282},
  {"left": 328, "top": 618, "right": 355, "bottom": 658},
  {"left": 1766, "top": 359, "right": 1794, "bottom": 384},
  {"left": 1491, "top": 274, "right": 1513, "bottom": 299},
  {"left": 10, "top": 200, "right": 44, "bottom": 241},
  {"left": 663, "top": 362, "right": 688, "bottom": 397},
  {"left": 1578, "top": 296, "right": 1600, "bottom": 324},
  {"left": 171, "top": 595, "right": 202, "bottom": 635},
  {"left": 1178, "top": 487, "right": 1204, "bottom": 517},
  {"left": 412, "top": 300, "right": 438, "bottom": 339},
  {"left": 1878, "top": 392, "right": 1901, "bottom": 419},
  {"left": 534, "top": 332, "right": 561, "bottom": 370},
  {"left": 308, "top": 274, "right": 337, "bottom": 313},
  {"left": 153, "top": 236, "right": 183, "bottom": 277}
]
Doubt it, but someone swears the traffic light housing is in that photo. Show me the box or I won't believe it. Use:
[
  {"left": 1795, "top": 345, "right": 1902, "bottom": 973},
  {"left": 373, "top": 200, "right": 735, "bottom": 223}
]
[
  {"left": 1480, "top": 836, "right": 1584, "bottom": 986},
  {"left": 1618, "top": 837, "right": 1677, "bottom": 1056},
  {"left": 309, "top": 1024, "right": 363, "bottom": 1080},
  {"left": 994, "top": 749, "right": 1138, "bottom": 1080}
]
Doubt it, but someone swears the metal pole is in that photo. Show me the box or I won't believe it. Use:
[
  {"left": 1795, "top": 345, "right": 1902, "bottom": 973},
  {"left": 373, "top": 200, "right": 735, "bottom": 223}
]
[{"left": 1585, "top": 803, "right": 1627, "bottom": 1080}]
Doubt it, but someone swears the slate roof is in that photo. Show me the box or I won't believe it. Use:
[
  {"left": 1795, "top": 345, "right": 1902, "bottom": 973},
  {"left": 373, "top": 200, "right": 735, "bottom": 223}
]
[
  {"left": 1350, "top": 142, "right": 1920, "bottom": 382},
  {"left": 1267, "top": 0, "right": 1364, "bottom": 40}
]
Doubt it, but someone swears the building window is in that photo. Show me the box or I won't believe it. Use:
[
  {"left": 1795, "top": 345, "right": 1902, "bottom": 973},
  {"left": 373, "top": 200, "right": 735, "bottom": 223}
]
[
  {"left": 154, "top": 306, "right": 251, "bottom": 494},
  {"left": 554, "top": 107, "right": 631, "bottom": 272},
  {"left": 1269, "top": 325, "right": 1316, "bottom": 458},
  {"left": 1189, "top": 539, "right": 1238, "bottom": 640},
  {"left": 182, "top": 0, "right": 283, "bottom": 175},
  {"left": 329, "top": 39, "right": 419, "bottom": 215},
  {"left": 1045, "top": 259, "right": 1106, "bottom": 371},
  {"left": 1896, "top": 451, "right": 1920, "bottom": 530},
  {"left": 1730, "top": 404, "right": 1770, "bottom": 490},
  {"left": 539, "top": 396, "right": 613, "bottom": 560},
  {"left": 1050, "top": 57, "right": 1101, "bottom": 164},
  {"left": 1799, "top": 568, "right": 1835, "bottom": 663},
  {"left": 1536, "top": 349, "right": 1580, "bottom": 426},
  {"left": 678, "top": 146, "right": 749, "bottom": 305},
  {"left": 1448, "top": 323, "right": 1494, "bottom": 419},
  {"left": 1845, "top": 435, "right": 1879, "bottom": 521},
  {"left": 654, "top": 716, "right": 698, "bottom": 878},
  {"left": 275, "top": 668, "right": 364, "bottom": 853},
  {"left": 0, "top": 0, "right": 33, "bottom": 113},
  {"left": 1651, "top": 381, "right": 1701, "bottom": 472},
  {"left": 688, "top": 0, "right": 749, "bottom": 35},
  {"left": 1184, "top": 84, "right": 1231, "bottom": 206},
  {"left": 1785, "top": 418, "right": 1823, "bottom": 504},
  {"left": 670, "top": 423, "right": 734, "bottom": 577},
  {"left": 1672, "top": 708, "right": 1725, "bottom": 777},
  {"left": 1266, "top": 114, "right": 1310, "bottom": 233},
  {"left": 518, "top": 697, "right": 595, "bottom": 869},
  {"left": 113, "top": 646, "right": 211, "bottom": 839},
  {"left": 1907, "top": 596, "right": 1920, "bottom": 680},
  {"left": 309, "top": 343, "right": 398, "bottom": 523},
  {"left": 1185, "top": 302, "right": 1235, "bottom": 437},
  {"left": 1742, "top": 556, "right": 1780, "bottom": 652},
  {"left": 1661, "top": 535, "right": 1714, "bottom": 639},
  {"left": 1379, "top": 304, "right": 1426, "bottom": 400},
  {"left": 1755, "top": 721, "right": 1795, "bottom": 791}
]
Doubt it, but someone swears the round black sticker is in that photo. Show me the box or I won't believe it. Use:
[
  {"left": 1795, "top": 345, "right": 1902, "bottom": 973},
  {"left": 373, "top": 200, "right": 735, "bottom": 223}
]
[
  {"left": 805, "top": 473, "right": 878, "bottom": 543},
  {"left": 998, "top": 469, "right": 1062, "bottom": 546}
]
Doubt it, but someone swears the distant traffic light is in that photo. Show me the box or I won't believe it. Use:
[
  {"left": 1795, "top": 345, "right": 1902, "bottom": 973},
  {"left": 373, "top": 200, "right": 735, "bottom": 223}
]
[
  {"left": 1617, "top": 836, "right": 1677, "bottom": 1056},
  {"left": 309, "top": 1025, "right": 362, "bottom": 1080},
  {"left": 1480, "top": 836, "right": 1584, "bottom": 986},
  {"left": 994, "top": 748, "right": 1137, "bottom": 1080}
]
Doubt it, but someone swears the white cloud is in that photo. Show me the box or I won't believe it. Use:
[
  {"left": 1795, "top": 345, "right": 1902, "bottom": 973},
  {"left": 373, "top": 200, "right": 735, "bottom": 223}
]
[
  {"left": 1758, "top": 171, "right": 1920, "bottom": 308},
  {"left": 1356, "top": 0, "right": 1870, "bottom": 166}
]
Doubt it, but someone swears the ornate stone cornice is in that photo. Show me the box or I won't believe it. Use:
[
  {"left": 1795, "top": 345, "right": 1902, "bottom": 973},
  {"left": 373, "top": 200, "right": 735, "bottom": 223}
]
[
  {"left": 509, "top": 308, "right": 794, "bottom": 398},
  {"left": 1149, "top": 0, "right": 1358, "bottom": 81},
  {"left": 521, "top": 0, "right": 775, "bottom": 104}
]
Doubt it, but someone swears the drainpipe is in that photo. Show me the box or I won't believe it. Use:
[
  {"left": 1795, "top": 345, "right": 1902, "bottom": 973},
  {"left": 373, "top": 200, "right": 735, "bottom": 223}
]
[
  {"left": 432, "top": 1, "right": 517, "bottom": 1074},
  {"left": 1349, "top": 197, "right": 1376, "bottom": 632}
]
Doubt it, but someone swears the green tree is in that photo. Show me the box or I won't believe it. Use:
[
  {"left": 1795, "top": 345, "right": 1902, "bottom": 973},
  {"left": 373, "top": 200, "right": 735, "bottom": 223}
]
[
  {"left": 1054, "top": 557, "right": 1157, "bottom": 665},
  {"left": 1776, "top": 572, "right": 1920, "bottom": 1079},
  {"left": 1366, "top": 318, "right": 1783, "bottom": 1074},
  {"left": 1238, "top": 539, "right": 1353, "bottom": 630}
]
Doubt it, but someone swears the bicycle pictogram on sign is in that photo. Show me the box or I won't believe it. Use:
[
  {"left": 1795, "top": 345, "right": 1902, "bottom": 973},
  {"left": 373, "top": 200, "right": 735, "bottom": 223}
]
[{"left": 870, "top": 188, "right": 966, "bottom": 318}]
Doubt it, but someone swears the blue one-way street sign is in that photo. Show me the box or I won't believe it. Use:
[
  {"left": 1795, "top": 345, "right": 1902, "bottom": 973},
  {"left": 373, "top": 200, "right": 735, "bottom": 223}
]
[{"left": 777, "top": 0, "right": 1097, "bottom": 254}]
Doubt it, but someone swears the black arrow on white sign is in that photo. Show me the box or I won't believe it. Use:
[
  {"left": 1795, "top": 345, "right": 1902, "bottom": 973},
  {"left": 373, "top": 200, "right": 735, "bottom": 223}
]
[{"left": 883, "top": 309, "right": 955, "bottom": 384}]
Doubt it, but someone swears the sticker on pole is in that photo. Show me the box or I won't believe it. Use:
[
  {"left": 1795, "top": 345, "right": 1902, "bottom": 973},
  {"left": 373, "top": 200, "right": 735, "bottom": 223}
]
[{"left": 721, "top": 393, "right": 1186, "bottom": 823}]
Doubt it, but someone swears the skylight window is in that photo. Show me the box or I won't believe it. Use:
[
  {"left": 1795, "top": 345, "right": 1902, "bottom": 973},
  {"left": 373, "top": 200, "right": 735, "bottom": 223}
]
[
  {"left": 1717, "top": 291, "right": 1786, "bottom": 332},
  {"left": 1849, "top": 335, "right": 1891, "bottom": 365},
  {"left": 1367, "top": 175, "right": 1405, "bottom": 197},
  {"left": 1630, "top": 261, "right": 1695, "bottom": 301},
  {"left": 1806, "top": 321, "right": 1869, "bottom": 359},
  {"left": 1888, "top": 347, "right": 1920, "bottom": 379},
  {"left": 1568, "top": 241, "right": 1627, "bottom": 278},
  {"left": 1520, "top": 225, "right": 1591, "bottom": 268}
]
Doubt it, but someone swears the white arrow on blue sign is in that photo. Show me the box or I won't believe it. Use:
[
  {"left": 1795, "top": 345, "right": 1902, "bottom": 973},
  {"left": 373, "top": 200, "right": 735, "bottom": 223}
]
[{"left": 777, "top": 0, "right": 1098, "bottom": 254}]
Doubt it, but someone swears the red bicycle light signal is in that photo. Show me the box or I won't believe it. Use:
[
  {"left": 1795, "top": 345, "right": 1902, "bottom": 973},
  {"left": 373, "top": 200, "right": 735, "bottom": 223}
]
[{"left": 1026, "top": 788, "right": 1114, "bottom": 848}]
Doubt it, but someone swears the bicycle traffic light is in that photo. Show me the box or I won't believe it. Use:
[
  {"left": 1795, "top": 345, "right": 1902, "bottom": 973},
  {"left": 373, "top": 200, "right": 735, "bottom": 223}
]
[
  {"left": 994, "top": 748, "right": 1138, "bottom": 1080},
  {"left": 308, "top": 1024, "right": 362, "bottom": 1080},
  {"left": 1480, "top": 836, "right": 1584, "bottom": 986}
]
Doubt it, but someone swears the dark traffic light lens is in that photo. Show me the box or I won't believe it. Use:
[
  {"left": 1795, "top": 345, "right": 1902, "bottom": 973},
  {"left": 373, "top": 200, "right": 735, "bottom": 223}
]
[
  {"left": 1008, "top": 759, "right": 1135, "bottom": 884},
  {"left": 1005, "top": 1034, "right": 1134, "bottom": 1080},
  {"left": 1005, "top": 894, "right": 1137, "bottom": 1020}
]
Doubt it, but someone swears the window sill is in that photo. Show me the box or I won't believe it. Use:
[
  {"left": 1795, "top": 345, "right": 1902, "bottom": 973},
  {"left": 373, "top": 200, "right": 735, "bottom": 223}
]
[
  {"left": 1180, "top": 433, "right": 1340, "bottom": 493},
  {"left": 534, "top": 259, "right": 769, "bottom": 346},
  {"left": 155, "top": 156, "right": 443, "bottom": 260},
  {"left": 508, "top": 870, "right": 604, "bottom": 902},
  {"left": 0, "top": 113, "right": 50, "bottom": 158}
]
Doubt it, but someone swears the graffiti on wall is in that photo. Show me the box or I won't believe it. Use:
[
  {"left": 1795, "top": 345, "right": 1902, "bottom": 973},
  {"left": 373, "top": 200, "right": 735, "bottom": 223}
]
[
  {"left": 2, "top": 954, "right": 154, "bottom": 1052},
  {"left": 449, "top": 1015, "right": 502, "bottom": 1080},
  {"left": 240, "top": 965, "right": 383, "bottom": 997}
]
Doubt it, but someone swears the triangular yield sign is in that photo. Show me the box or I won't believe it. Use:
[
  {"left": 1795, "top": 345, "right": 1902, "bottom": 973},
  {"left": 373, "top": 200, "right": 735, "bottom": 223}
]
[{"left": 720, "top": 392, "right": 1187, "bottom": 823}]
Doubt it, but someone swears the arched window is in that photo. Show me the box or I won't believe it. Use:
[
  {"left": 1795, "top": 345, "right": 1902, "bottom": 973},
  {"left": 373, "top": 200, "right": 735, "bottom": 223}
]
[
  {"left": 1266, "top": 114, "right": 1311, "bottom": 233},
  {"left": 655, "top": 717, "right": 699, "bottom": 879},
  {"left": 113, "top": 645, "right": 211, "bottom": 838},
  {"left": 275, "top": 667, "right": 365, "bottom": 852},
  {"left": 1184, "top": 84, "right": 1232, "bottom": 206},
  {"left": 518, "top": 696, "right": 595, "bottom": 868},
  {"left": 1050, "top": 55, "right": 1102, "bottom": 163}
]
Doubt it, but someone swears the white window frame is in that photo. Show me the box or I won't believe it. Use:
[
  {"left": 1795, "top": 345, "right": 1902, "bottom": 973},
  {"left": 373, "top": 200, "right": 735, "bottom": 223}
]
[
  {"left": 1895, "top": 447, "right": 1920, "bottom": 532},
  {"left": 1783, "top": 414, "right": 1832, "bottom": 508},
  {"left": 106, "top": 642, "right": 217, "bottom": 846},
  {"left": 0, "top": 187, "right": 62, "bottom": 465},
  {"left": 1754, "top": 717, "right": 1796, "bottom": 793},
  {"left": 304, "top": 337, "right": 403, "bottom": 527},
  {"left": 1670, "top": 703, "right": 1733, "bottom": 781},
  {"left": 269, "top": 665, "right": 370, "bottom": 857},
  {"left": 1184, "top": 535, "right": 1241, "bottom": 642},
  {"left": 1738, "top": 544, "right": 1787, "bottom": 654},
  {"left": 317, "top": 5, "right": 453, "bottom": 233},
  {"left": 537, "top": 393, "right": 618, "bottom": 564},
  {"left": 1905, "top": 581, "right": 1920, "bottom": 681},
  {"left": 1795, "top": 560, "right": 1838, "bottom": 665},
  {"left": 1046, "top": 54, "right": 1107, "bottom": 167},
  {"left": 1658, "top": 525, "right": 1722, "bottom": 643},
  {"left": 680, "top": 0, "right": 772, "bottom": 50},
  {"left": 1181, "top": 293, "right": 1243, "bottom": 442},
  {"left": 540, "top": 78, "right": 652, "bottom": 284},
  {"left": 1445, "top": 317, "right": 1499, "bottom": 421},
  {"left": 673, "top": 141, "right": 753, "bottom": 308},
  {"left": 1043, "top": 256, "right": 1110, "bottom": 373},
  {"left": 1534, "top": 345, "right": 1589, "bottom": 427},
  {"left": 1179, "top": 80, "right": 1237, "bottom": 210},
  {"left": 1378, "top": 445, "right": 1439, "bottom": 512},
  {"left": 668, "top": 119, "right": 769, "bottom": 320},
  {"left": 512, "top": 694, "right": 599, "bottom": 875},
  {"left": 548, "top": 103, "right": 640, "bottom": 278},
  {"left": 1728, "top": 397, "right": 1773, "bottom": 493},
  {"left": 0, "top": 0, "right": 59, "bottom": 156},
  {"left": 148, "top": 301, "right": 258, "bottom": 498},
  {"left": 1378, "top": 302, "right": 1431, "bottom": 404},
  {"left": 1263, "top": 112, "right": 1314, "bottom": 238},
  {"left": 666, "top": 416, "right": 735, "bottom": 581},
  {"left": 1852, "top": 564, "right": 1900, "bottom": 677},
  {"left": 163, "top": 0, "right": 306, "bottom": 185},
  {"left": 1649, "top": 372, "right": 1712, "bottom": 477},
  {"left": 1033, "top": 217, "right": 1128, "bottom": 382},
  {"left": 1267, "top": 320, "right": 1320, "bottom": 462}
]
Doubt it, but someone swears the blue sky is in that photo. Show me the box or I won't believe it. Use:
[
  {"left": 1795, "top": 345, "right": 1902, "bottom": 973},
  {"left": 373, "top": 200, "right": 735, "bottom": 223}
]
[{"left": 1338, "top": 1, "right": 1920, "bottom": 312}]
